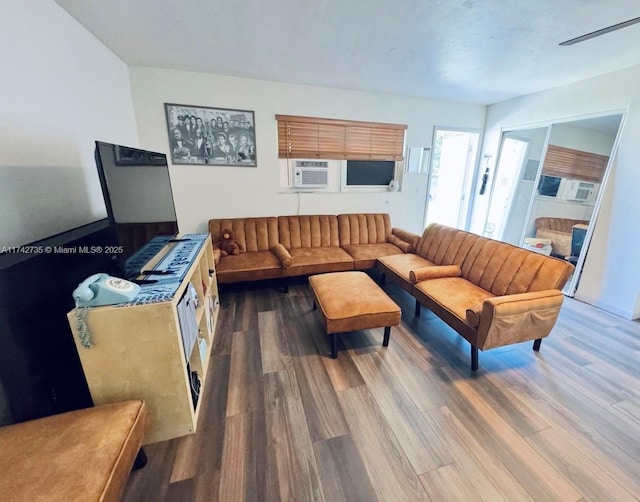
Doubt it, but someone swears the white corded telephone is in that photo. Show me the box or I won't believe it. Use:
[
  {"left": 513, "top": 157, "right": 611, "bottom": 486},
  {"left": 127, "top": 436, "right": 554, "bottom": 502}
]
[{"left": 73, "top": 273, "right": 140, "bottom": 348}]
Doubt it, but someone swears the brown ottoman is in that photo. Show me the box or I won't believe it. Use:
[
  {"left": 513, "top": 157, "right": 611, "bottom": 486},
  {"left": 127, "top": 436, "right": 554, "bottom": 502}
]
[{"left": 309, "top": 271, "right": 402, "bottom": 358}]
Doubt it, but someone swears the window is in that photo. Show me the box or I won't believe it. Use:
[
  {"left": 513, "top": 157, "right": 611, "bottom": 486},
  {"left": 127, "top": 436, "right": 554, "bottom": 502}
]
[
  {"left": 537, "top": 175, "right": 562, "bottom": 197},
  {"left": 542, "top": 145, "right": 609, "bottom": 183},
  {"left": 344, "top": 160, "right": 395, "bottom": 187},
  {"left": 276, "top": 115, "right": 406, "bottom": 161}
]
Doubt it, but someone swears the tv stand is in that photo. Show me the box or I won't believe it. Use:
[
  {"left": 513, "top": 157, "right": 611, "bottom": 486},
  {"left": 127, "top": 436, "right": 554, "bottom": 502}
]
[{"left": 67, "top": 234, "right": 219, "bottom": 444}]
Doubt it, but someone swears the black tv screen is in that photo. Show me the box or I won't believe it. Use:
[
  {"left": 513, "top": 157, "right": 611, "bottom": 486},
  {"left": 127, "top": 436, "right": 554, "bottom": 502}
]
[
  {"left": 346, "top": 160, "right": 395, "bottom": 186},
  {"left": 94, "top": 142, "right": 179, "bottom": 278},
  {"left": 538, "top": 174, "right": 561, "bottom": 197}
]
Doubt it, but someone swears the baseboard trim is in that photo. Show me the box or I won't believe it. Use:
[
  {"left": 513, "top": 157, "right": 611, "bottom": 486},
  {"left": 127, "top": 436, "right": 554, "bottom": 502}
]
[{"left": 572, "top": 293, "right": 634, "bottom": 320}]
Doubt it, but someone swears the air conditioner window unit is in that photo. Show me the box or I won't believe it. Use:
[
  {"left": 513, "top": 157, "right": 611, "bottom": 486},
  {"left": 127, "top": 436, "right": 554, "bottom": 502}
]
[
  {"left": 563, "top": 180, "right": 598, "bottom": 203},
  {"left": 292, "top": 160, "right": 329, "bottom": 188}
]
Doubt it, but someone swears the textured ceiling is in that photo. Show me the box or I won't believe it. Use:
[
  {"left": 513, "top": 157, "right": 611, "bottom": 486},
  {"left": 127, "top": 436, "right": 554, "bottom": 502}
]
[{"left": 55, "top": 0, "right": 640, "bottom": 105}]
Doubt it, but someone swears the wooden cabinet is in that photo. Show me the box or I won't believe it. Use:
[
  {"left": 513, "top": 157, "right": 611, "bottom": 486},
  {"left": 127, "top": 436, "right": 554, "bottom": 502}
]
[{"left": 67, "top": 235, "right": 219, "bottom": 444}]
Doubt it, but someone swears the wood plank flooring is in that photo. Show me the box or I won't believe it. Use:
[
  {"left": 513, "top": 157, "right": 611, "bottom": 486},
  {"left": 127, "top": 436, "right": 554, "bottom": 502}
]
[{"left": 122, "top": 276, "right": 640, "bottom": 501}]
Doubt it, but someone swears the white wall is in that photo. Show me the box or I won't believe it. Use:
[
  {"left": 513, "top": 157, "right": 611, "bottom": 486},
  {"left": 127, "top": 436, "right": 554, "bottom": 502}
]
[
  {"left": 129, "top": 67, "right": 486, "bottom": 234},
  {"left": 476, "top": 65, "right": 640, "bottom": 319},
  {"left": 0, "top": 0, "right": 139, "bottom": 248},
  {"left": 549, "top": 123, "right": 617, "bottom": 156}
]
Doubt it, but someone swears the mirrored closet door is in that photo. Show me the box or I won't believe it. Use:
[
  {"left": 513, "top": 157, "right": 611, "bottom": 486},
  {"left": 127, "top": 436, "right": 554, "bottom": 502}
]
[{"left": 484, "top": 112, "right": 624, "bottom": 296}]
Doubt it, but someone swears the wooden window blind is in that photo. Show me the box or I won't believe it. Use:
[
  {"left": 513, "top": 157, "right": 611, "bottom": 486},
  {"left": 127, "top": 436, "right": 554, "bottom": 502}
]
[
  {"left": 276, "top": 115, "right": 407, "bottom": 160},
  {"left": 542, "top": 145, "right": 609, "bottom": 183}
]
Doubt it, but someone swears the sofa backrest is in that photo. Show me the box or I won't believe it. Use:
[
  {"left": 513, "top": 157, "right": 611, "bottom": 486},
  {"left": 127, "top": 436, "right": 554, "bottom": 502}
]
[
  {"left": 208, "top": 217, "right": 279, "bottom": 252},
  {"left": 337, "top": 213, "right": 392, "bottom": 246},
  {"left": 278, "top": 215, "right": 340, "bottom": 249},
  {"left": 535, "top": 217, "right": 589, "bottom": 234},
  {"left": 416, "top": 223, "right": 574, "bottom": 295},
  {"left": 414, "top": 224, "right": 478, "bottom": 267}
]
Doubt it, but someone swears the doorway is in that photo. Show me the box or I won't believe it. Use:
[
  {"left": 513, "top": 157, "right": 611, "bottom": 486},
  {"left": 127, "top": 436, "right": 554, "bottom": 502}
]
[{"left": 424, "top": 128, "right": 480, "bottom": 230}]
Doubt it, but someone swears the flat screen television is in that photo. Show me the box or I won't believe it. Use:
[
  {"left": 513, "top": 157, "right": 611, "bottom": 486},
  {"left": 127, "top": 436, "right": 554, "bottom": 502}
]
[
  {"left": 345, "top": 160, "right": 395, "bottom": 186},
  {"left": 94, "top": 141, "right": 179, "bottom": 278}
]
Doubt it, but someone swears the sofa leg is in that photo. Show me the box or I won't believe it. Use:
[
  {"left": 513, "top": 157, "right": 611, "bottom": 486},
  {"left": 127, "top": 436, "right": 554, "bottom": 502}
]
[
  {"left": 471, "top": 346, "right": 479, "bottom": 371},
  {"left": 533, "top": 338, "right": 542, "bottom": 351},
  {"left": 274, "top": 280, "right": 288, "bottom": 294},
  {"left": 132, "top": 448, "right": 147, "bottom": 471},
  {"left": 312, "top": 300, "right": 317, "bottom": 310},
  {"left": 330, "top": 334, "right": 338, "bottom": 359},
  {"left": 415, "top": 300, "right": 421, "bottom": 317},
  {"left": 380, "top": 273, "right": 386, "bottom": 286},
  {"left": 383, "top": 326, "right": 391, "bottom": 347}
]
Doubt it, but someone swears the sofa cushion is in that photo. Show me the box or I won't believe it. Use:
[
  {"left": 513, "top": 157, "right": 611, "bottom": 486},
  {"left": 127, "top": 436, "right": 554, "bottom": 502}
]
[
  {"left": 271, "top": 243, "right": 293, "bottom": 268},
  {"left": 414, "top": 277, "right": 494, "bottom": 326},
  {"left": 377, "top": 253, "right": 435, "bottom": 282},
  {"left": 216, "top": 250, "right": 284, "bottom": 283},
  {"left": 460, "top": 238, "right": 572, "bottom": 295},
  {"left": 342, "top": 242, "right": 405, "bottom": 269},
  {"left": 409, "top": 264, "right": 461, "bottom": 284},
  {"left": 535, "top": 228, "right": 572, "bottom": 256},
  {"left": 286, "top": 247, "right": 353, "bottom": 276},
  {"left": 387, "top": 234, "right": 411, "bottom": 252},
  {"left": 535, "top": 217, "right": 589, "bottom": 234},
  {"left": 338, "top": 213, "right": 392, "bottom": 246},
  {"left": 278, "top": 215, "right": 340, "bottom": 248},
  {"left": 209, "top": 217, "right": 279, "bottom": 252},
  {"left": 414, "top": 224, "right": 479, "bottom": 266},
  {"left": 535, "top": 217, "right": 589, "bottom": 257}
]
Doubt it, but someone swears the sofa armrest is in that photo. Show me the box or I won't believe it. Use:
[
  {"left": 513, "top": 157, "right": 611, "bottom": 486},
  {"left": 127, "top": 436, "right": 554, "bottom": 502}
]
[
  {"left": 390, "top": 228, "right": 421, "bottom": 253},
  {"left": 470, "top": 290, "right": 565, "bottom": 350},
  {"left": 271, "top": 243, "right": 293, "bottom": 268},
  {"left": 409, "top": 265, "right": 461, "bottom": 284}
]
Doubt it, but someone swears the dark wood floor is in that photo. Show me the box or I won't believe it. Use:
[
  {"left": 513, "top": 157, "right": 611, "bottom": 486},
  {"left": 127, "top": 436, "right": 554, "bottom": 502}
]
[{"left": 123, "top": 275, "right": 640, "bottom": 501}]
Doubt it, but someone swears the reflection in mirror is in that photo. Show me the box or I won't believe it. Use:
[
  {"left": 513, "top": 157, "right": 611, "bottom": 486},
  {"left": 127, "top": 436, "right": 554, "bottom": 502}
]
[
  {"left": 529, "top": 114, "right": 622, "bottom": 295},
  {"left": 485, "top": 113, "right": 623, "bottom": 297},
  {"left": 484, "top": 127, "right": 549, "bottom": 243}
]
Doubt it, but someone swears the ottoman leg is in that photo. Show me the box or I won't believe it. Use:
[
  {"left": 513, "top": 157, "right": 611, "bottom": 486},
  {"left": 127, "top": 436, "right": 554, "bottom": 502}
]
[
  {"left": 383, "top": 326, "right": 391, "bottom": 347},
  {"left": 132, "top": 448, "right": 148, "bottom": 471},
  {"left": 313, "top": 300, "right": 317, "bottom": 310},
  {"left": 330, "top": 333, "right": 337, "bottom": 358}
]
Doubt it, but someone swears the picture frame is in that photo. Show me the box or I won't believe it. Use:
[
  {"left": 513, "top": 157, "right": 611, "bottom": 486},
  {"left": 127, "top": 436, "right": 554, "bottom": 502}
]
[{"left": 164, "top": 103, "right": 257, "bottom": 166}]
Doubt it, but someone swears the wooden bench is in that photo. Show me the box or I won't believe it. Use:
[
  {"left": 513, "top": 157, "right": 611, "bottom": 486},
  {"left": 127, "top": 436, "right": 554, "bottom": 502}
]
[{"left": 309, "top": 271, "right": 401, "bottom": 358}]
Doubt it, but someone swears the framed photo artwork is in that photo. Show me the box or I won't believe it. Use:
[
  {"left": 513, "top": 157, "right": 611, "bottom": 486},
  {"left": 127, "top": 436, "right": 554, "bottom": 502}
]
[{"left": 164, "top": 103, "right": 257, "bottom": 166}]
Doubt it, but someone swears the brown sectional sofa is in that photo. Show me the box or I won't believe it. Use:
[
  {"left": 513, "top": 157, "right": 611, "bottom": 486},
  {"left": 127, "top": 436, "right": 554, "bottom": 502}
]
[
  {"left": 377, "top": 223, "right": 575, "bottom": 370},
  {"left": 535, "top": 217, "right": 589, "bottom": 257},
  {"left": 208, "top": 213, "right": 419, "bottom": 284}
]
